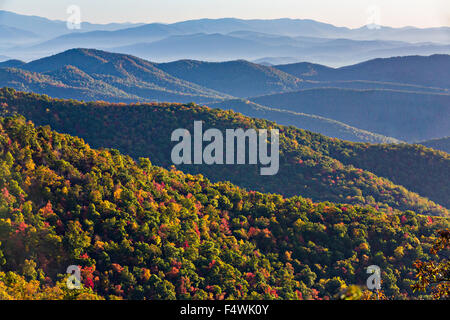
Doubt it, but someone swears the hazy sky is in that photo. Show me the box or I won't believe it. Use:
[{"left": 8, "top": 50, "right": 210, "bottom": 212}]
[{"left": 0, "top": 0, "right": 448, "bottom": 28}]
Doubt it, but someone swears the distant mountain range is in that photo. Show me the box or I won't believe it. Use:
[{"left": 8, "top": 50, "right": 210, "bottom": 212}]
[
  {"left": 1, "top": 10, "right": 450, "bottom": 303},
  {"left": 0, "top": 114, "right": 447, "bottom": 300},
  {"left": 0, "top": 10, "right": 143, "bottom": 39},
  {"left": 274, "top": 54, "right": 450, "bottom": 89},
  {"left": 207, "top": 99, "right": 401, "bottom": 144},
  {"left": 0, "top": 49, "right": 449, "bottom": 143},
  {"left": 110, "top": 32, "right": 450, "bottom": 66},
  {"left": 0, "top": 24, "right": 38, "bottom": 46},
  {"left": 0, "top": 11, "right": 449, "bottom": 65},
  {"left": 0, "top": 59, "right": 26, "bottom": 68},
  {"left": 3, "top": 13, "right": 447, "bottom": 43},
  {"left": 1, "top": 88, "right": 448, "bottom": 215}
]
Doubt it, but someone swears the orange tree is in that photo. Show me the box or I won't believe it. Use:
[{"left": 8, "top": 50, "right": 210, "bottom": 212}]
[{"left": 412, "top": 230, "right": 449, "bottom": 299}]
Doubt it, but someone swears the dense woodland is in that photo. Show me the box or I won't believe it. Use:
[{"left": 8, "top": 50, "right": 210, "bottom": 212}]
[
  {"left": 0, "top": 12, "right": 449, "bottom": 302},
  {"left": 0, "top": 116, "right": 448, "bottom": 300},
  {"left": 0, "top": 88, "right": 448, "bottom": 217}
]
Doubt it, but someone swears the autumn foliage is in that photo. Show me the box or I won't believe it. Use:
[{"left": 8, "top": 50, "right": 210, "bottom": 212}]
[{"left": 0, "top": 115, "right": 448, "bottom": 299}]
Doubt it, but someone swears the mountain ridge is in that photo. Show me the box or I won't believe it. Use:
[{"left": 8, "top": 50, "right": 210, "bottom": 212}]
[
  {"left": 1, "top": 88, "right": 448, "bottom": 215},
  {"left": 156, "top": 59, "right": 303, "bottom": 97},
  {"left": 250, "top": 87, "right": 450, "bottom": 142},
  {"left": 0, "top": 114, "right": 448, "bottom": 299},
  {"left": 2, "top": 12, "right": 449, "bottom": 64},
  {"left": 274, "top": 54, "right": 450, "bottom": 89},
  {"left": 0, "top": 48, "right": 231, "bottom": 103},
  {"left": 418, "top": 137, "right": 450, "bottom": 154},
  {"left": 207, "top": 98, "right": 402, "bottom": 144},
  {"left": 1, "top": 49, "right": 449, "bottom": 145}
]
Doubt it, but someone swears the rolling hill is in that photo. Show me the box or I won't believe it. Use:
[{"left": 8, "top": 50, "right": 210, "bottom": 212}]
[
  {"left": 274, "top": 55, "right": 450, "bottom": 89},
  {"left": 156, "top": 59, "right": 303, "bottom": 97},
  {"left": 0, "top": 55, "right": 421, "bottom": 146},
  {"left": 0, "top": 59, "right": 26, "bottom": 68},
  {"left": 207, "top": 99, "right": 401, "bottom": 144},
  {"left": 274, "top": 61, "right": 336, "bottom": 79},
  {"left": 0, "top": 66, "right": 141, "bottom": 103},
  {"left": 0, "top": 115, "right": 448, "bottom": 299},
  {"left": 250, "top": 88, "right": 450, "bottom": 142},
  {"left": 2, "top": 50, "right": 449, "bottom": 146},
  {"left": 1, "top": 88, "right": 448, "bottom": 216},
  {"left": 0, "top": 49, "right": 229, "bottom": 103}
]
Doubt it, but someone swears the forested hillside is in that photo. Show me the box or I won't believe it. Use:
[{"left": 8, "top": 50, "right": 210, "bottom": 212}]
[
  {"left": 2, "top": 49, "right": 448, "bottom": 146},
  {"left": 0, "top": 49, "right": 229, "bottom": 103},
  {"left": 0, "top": 88, "right": 447, "bottom": 217},
  {"left": 0, "top": 116, "right": 448, "bottom": 299},
  {"left": 320, "top": 142, "right": 450, "bottom": 209}
]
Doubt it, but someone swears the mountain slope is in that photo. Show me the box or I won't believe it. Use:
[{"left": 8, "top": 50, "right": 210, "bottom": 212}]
[
  {"left": 0, "top": 24, "right": 38, "bottom": 44},
  {"left": 0, "top": 67, "right": 141, "bottom": 102},
  {"left": 275, "top": 62, "right": 336, "bottom": 79},
  {"left": 112, "top": 34, "right": 449, "bottom": 66},
  {"left": 207, "top": 99, "right": 401, "bottom": 144},
  {"left": 274, "top": 55, "right": 450, "bottom": 89},
  {"left": 0, "top": 115, "right": 448, "bottom": 299},
  {"left": 0, "top": 49, "right": 230, "bottom": 103},
  {"left": 251, "top": 88, "right": 450, "bottom": 142},
  {"left": 0, "top": 60, "right": 26, "bottom": 68},
  {"left": 334, "top": 54, "right": 450, "bottom": 88},
  {"left": 1, "top": 88, "right": 448, "bottom": 216},
  {"left": 157, "top": 59, "right": 303, "bottom": 97},
  {"left": 2, "top": 50, "right": 448, "bottom": 144},
  {"left": 0, "top": 10, "right": 142, "bottom": 39}
]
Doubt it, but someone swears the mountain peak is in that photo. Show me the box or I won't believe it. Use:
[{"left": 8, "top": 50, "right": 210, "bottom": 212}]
[{"left": 0, "top": 59, "right": 26, "bottom": 68}]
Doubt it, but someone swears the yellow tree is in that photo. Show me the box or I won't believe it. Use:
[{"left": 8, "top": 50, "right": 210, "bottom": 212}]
[{"left": 412, "top": 230, "right": 449, "bottom": 299}]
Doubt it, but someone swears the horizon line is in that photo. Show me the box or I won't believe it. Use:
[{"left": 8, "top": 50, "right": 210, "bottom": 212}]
[{"left": 1, "top": 9, "right": 449, "bottom": 30}]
